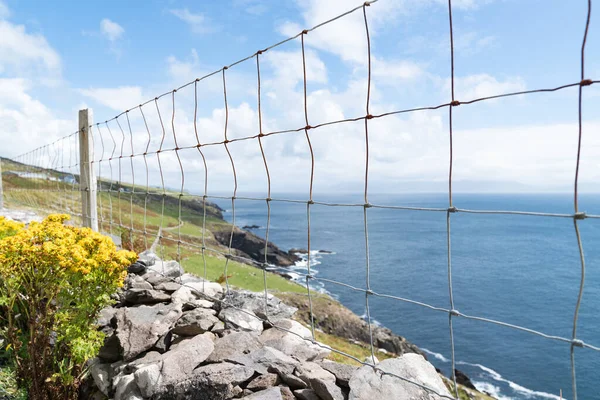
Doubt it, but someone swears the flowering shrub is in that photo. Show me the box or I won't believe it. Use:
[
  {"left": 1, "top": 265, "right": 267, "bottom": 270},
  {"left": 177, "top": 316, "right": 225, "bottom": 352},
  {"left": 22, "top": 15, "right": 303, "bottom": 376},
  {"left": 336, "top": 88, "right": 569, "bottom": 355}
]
[
  {"left": 0, "top": 214, "right": 137, "bottom": 400},
  {"left": 0, "top": 216, "right": 23, "bottom": 240}
]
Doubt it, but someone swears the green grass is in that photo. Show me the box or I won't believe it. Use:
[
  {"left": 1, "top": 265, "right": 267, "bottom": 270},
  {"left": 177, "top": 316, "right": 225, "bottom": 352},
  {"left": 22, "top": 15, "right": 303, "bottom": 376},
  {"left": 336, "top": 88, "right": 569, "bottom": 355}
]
[{"left": 182, "top": 253, "right": 306, "bottom": 294}]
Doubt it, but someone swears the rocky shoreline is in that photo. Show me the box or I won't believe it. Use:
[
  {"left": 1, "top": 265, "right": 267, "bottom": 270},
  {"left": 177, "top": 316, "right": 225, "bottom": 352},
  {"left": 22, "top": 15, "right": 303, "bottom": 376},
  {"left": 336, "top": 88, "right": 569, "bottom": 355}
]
[{"left": 86, "top": 251, "right": 454, "bottom": 399}]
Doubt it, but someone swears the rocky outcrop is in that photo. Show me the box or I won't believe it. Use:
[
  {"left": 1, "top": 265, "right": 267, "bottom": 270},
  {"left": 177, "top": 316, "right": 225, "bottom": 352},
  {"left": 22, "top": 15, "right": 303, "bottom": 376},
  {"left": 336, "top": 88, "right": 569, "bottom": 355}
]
[
  {"left": 213, "top": 227, "right": 300, "bottom": 267},
  {"left": 89, "top": 255, "right": 449, "bottom": 399},
  {"left": 279, "top": 293, "right": 424, "bottom": 358}
]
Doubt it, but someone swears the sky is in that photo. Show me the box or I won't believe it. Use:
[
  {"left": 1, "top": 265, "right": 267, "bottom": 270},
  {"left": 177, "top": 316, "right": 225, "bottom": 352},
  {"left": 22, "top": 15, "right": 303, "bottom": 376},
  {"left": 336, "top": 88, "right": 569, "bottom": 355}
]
[{"left": 1, "top": 0, "right": 600, "bottom": 196}]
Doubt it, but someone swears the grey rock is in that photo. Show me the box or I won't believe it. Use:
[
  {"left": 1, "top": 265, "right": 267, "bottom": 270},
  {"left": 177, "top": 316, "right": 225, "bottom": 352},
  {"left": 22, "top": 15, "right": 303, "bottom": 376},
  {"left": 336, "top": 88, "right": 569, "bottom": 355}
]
[
  {"left": 211, "top": 320, "right": 225, "bottom": 335},
  {"left": 279, "top": 386, "right": 295, "bottom": 400},
  {"left": 128, "top": 262, "right": 146, "bottom": 274},
  {"left": 98, "top": 330, "right": 121, "bottom": 362},
  {"left": 293, "top": 388, "right": 321, "bottom": 400},
  {"left": 154, "top": 281, "right": 182, "bottom": 293},
  {"left": 184, "top": 280, "right": 224, "bottom": 300},
  {"left": 310, "top": 378, "right": 345, "bottom": 400},
  {"left": 123, "top": 351, "right": 163, "bottom": 374},
  {"left": 97, "top": 307, "right": 117, "bottom": 328},
  {"left": 280, "top": 373, "right": 307, "bottom": 390},
  {"left": 230, "top": 346, "right": 298, "bottom": 376},
  {"left": 243, "top": 387, "right": 283, "bottom": 399},
  {"left": 232, "top": 385, "right": 244, "bottom": 398},
  {"left": 216, "top": 290, "right": 296, "bottom": 321},
  {"left": 259, "top": 320, "right": 330, "bottom": 361},
  {"left": 294, "top": 362, "right": 336, "bottom": 386},
  {"left": 134, "top": 363, "right": 163, "bottom": 398},
  {"left": 171, "top": 286, "right": 198, "bottom": 304},
  {"left": 89, "top": 359, "right": 112, "bottom": 396},
  {"left": 348, "top": 354, "right": 451, "bottom": 400},
  {"left": 142, "top": 271, "right": 171, "bottom": 287},
  {"left": 148, "top": 259, "right": 184, "bottom": 278},
  {"left": 152, "top": 362, "right": 255, "bottom": 400},
  {"left": 172, "top": 308, "right": 220, "bottom": 336},
  {"left": 160, "top": 333, "right": 215, "bottom": 384},
  {"left": 246, "top": 373, "right": 280, "bottom": 391},
  {"left": 153, "top": 331, "right": 173, "bottom": 353},
  {"left": 124, "top": 288, "right": 171, "bottom": 305},
  {"left": 219, "top": 307, "right": 263, "bottom": 332},
  {"left": 183, "top": 299, "right": 214, "bottom": 310},
  {"left": 115, "top": 303, "right": 182, "bottom": 361},
  {"left": 207, "top": 331, "right": 262, "bottom": 363},
  {"left": 319, "top": 360, "right": 357, "bottom": 388},
  {"left": 113, "top": 373, "right": 142, "bottom": 400},
  {"left": 138, "top": 250, "right": 159, "bottom": 266},
  {"left": 129, "top": 279, "right": 153, "bottom": 290}
]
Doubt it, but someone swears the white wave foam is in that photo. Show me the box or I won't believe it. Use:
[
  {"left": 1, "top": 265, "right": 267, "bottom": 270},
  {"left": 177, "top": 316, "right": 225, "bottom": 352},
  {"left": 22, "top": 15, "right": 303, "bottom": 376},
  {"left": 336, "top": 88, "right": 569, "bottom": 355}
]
[
  {"left": 472, "top": 381, "right": 514, "bottom": 400},
  {"left": 421, "top": 348, "right": 449, "bottom": 363},
  {"left": 460, "top": 362, "right": 564, "bottom": 400}
]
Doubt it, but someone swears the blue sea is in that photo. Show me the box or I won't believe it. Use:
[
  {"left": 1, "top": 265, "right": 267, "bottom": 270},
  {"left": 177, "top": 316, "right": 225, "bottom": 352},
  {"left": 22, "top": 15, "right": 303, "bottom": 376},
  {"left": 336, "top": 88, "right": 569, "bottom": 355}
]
[{"left": 214, "top": 193, "right": 600, "bottom": 400}]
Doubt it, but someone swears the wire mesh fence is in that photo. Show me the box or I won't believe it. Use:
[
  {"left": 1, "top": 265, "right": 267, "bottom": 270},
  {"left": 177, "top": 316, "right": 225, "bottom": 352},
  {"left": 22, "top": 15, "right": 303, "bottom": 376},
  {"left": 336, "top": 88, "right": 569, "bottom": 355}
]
[{"left": 1, "top": 1, "right": 599, "bottom": 399}]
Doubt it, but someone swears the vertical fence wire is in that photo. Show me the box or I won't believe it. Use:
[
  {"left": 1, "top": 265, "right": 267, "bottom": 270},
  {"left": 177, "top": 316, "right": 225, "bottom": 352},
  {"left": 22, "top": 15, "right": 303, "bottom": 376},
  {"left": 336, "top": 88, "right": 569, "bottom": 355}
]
[
  {"left": 570, "top": 2, "right": 592, "bottom": 399},
  {"left": 446, "top": 0, "right": 459, "bottom": 396}
]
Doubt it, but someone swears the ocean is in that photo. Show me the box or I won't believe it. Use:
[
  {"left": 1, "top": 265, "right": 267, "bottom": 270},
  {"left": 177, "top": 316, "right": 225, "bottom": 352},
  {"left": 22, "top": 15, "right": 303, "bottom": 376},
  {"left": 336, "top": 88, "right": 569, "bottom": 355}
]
[{"left": 214, "top": 193, "right": 600, "bottom": 400}]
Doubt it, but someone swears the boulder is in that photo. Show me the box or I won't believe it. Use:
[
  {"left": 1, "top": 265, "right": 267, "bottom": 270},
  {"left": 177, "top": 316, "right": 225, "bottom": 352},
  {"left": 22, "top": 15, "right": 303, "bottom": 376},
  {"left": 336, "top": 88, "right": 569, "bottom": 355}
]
[
  {"left": 319, "top": 360, "right": 356, "bottom": 388},
  {"left": 151, "top": 362, "right": 255, "bottom": 400},
  {"left": 310, "top": 378, "right": 345, "bottom": 400},
  {"left": 294, "top": 362, "right": 336, "bottom": 386},
  {"left": 293, "top": 388, "right": 320, "bottom": 400},
  {"left": 143, "top": 271, "right": 171, "bottom": 287},
  {"left": 244, "top": 387, "right": 283, "bottom": 399},
  {"left": 128, "top": 262, "right": 147, "bottom": 274},
  {"left": 114, "top": 303, "right": 182, "bottom": 361},
  {"left": 279, "top": 386, "right": 294, "bottom": 400},
  {"left": 97, "top": 307, "right": 117, "bottom": 328},
  {"left": 230, "top": 346, "right": 298, "bottom": 376},
  {"left": 154, "top": 281, "right": 182, "bottom": 293},
  {"left": 89, "top": 360, "right": 112, "bottom": 396},
  {"left": 219, "top": 307, "right": 263, "bottom": 332},
  {"left": 246, "top": 373, "right": 280, "bottom": 391},
  {"left": 207, "top": 331, "right": 262, "bottom": 363},
  {"left": 113, "top": 373, "right": 142, "bottom": 400},
  {"left": 217, "top": 290, "right": 296, "bottom": 321},
  {"left": 124, "top": 288, "right": 171, "bottom": 305},
  {"left": 172, "top": 308, "right": 220, "bottom": 336},
  {"left": 348, "top": 354, "right": 451, "bottom": 400},
  {"left": 184, "top": 280, "right": 224, "bottom": 300},
  {"left": 138, "top": 250, "right": 159, "bottom": 266},
  {"left": 148, "top": 260, "right": 184, "bottom": 278},
  {"left": 259, "top": 320, "right": 330, "bottom": 361},
  {"left": 160, "top": 333, "right": 215, "bottom": 384}
]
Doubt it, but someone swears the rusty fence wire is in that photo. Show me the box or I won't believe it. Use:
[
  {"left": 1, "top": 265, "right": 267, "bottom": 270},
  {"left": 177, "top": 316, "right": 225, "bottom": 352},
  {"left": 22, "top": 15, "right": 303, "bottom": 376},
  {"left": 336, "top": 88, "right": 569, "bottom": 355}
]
[{"left": 2, "top": 1, "right": 599, "bottom": 399}]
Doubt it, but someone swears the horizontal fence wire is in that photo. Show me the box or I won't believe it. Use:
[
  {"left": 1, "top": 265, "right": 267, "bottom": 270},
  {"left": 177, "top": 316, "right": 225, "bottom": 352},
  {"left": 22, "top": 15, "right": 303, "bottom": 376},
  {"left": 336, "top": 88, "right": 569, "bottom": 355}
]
[{"left": 1, "top": 1, "right": 598, "bottom": 399}]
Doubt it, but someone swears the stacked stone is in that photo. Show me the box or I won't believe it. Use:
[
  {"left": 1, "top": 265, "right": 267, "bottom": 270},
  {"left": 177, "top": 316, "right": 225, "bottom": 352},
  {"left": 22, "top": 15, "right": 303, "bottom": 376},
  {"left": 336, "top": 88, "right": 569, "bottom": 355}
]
[{"left": 89, "top": 252, "right": 450, "bottom": 400}]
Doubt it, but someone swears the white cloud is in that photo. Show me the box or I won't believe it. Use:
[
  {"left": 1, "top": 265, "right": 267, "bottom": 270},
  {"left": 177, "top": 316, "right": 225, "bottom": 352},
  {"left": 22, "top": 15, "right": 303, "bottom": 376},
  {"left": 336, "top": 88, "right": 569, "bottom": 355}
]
[
  {"left": 170, "top": 9, "right": 212, "bottom": 34},
  {"left": 0, "top": 78, "right": 73, "bottom": 158},
  {"left": 452, "top": 74, "right": 526, "bottom": 101},
  {"left": 100, "top": 19, "right": 124, "bottom": 42},
  {"left": 78, "top": 87, "right": 144, "bottom": 112},
  {"left": 372, "top": 57, "right": 422, "bottom": 81},
  {"left": 0, "top": 1, "right": 10, "bottom": 19},
  {"left": 0, "top": 20, "right": 61, "bottom": 74}
]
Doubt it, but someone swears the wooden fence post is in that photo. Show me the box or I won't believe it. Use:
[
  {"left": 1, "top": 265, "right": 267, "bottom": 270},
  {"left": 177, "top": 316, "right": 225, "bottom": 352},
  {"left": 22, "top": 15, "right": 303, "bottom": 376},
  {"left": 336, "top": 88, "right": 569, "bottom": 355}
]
[{"left": 78, "top": 109, "right": 98, "bottom": 231}]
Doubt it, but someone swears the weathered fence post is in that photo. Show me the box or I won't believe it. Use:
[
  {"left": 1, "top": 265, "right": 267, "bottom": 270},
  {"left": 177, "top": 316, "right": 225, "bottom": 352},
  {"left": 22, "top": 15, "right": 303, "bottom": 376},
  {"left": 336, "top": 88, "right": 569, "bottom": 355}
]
[{"left": 78, "top": 109, "right": 98, "bottom": 231}]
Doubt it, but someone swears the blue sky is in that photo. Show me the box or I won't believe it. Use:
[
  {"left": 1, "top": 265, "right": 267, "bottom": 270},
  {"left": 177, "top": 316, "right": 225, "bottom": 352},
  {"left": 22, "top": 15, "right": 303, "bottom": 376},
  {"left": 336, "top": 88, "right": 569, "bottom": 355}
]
[{"left": 1, "top": 0, "right": 599, "bottom": 195}]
